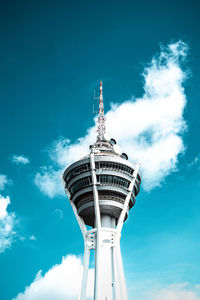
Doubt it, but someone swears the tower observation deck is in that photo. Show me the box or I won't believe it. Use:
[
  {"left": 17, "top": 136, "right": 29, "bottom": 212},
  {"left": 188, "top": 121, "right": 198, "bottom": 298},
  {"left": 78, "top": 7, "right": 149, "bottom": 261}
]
[{"left": 63, "top": 82, "right": 141, "bottom": 300}]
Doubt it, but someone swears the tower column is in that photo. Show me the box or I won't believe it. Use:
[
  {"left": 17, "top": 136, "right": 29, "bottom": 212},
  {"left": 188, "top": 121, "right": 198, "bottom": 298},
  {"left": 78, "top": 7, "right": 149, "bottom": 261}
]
[
  {"left": 94, "top": 228, "right": 115, "bottom": 300},
  {"left": 93, "top": 227, "right": 128, "bottom": 300}
]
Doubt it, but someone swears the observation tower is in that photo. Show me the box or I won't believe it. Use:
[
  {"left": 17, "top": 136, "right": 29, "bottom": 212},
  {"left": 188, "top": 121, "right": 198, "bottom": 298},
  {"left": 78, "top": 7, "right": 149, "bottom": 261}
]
[{"left": 63, "top": 82, "right": 141, "bottom": 300}]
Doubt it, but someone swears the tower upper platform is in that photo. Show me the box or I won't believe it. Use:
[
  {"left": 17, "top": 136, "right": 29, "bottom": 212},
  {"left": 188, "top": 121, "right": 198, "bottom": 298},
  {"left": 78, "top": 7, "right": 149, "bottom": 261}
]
[{"left": 63, "top": 82, "right": 141, "bottom": 227}]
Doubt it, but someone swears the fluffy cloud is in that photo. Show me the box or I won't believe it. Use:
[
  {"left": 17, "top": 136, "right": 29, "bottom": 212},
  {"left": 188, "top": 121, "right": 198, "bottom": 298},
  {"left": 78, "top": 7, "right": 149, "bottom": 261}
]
[
  {"left": 0, "top": 173, "right": 9, "bottom": 190},
  {"left": 35, "top": 40, "right": 188, "bottom": 196},
  {"left": 11, "top": 155, "right": 30, "bottom": 165},
  {"left": 148, "top": 283, "right": 200, "bottom": 300},
  {"left": 0, "top": 173, "right": 16, "bottom": 253},
  {"left": 13, "top": 255, "right": 200, "bottom": 300},
  {"left": 13, "top": 255, "right": 94, "bottom": 300},
  {"left": 0, "top": 194, "right": 16, "bottom": 253},
  {"left": 187, "top": 154, "right": 200, "bottom": 169},
  {"left": 34, "top": 167, "right": 64, "bottom": 198}
]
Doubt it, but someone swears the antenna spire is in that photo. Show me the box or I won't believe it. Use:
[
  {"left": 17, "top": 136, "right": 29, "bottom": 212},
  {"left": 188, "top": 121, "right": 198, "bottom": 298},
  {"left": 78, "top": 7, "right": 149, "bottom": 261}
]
[{"left": 97, "top": 81, "right": 106, "bottom": 142}]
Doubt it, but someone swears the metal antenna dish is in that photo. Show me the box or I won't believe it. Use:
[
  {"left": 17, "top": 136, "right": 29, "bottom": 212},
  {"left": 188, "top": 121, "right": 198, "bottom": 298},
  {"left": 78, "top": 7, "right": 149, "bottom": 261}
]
[
  {"left": 121, "top": 152, "right": 128, "bottom": 160},
  {"left": 110, "top": 138, "right": 116, "bottom": 145}
]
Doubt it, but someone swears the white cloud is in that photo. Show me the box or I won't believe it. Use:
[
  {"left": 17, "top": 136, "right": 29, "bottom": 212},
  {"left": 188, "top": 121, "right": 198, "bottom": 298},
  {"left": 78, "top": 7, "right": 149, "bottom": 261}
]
[
  {"left": 53, "top": 208, "right": 64, "bottom": 219},
  {"left": 13, "top": 254, "right": 200, "bottom": 300},
  {"left": 0, "top": 173, "right": 9, "bottom": 191},
  {"left": 0, "top": 194, "right": 16, "bottom": 253},
  {"left": 35, "top": 40, "right": 188, "bottom": 196},
  {"left": 13, "top": 255, "right": 94, "bottom": 300},
  {"left": 127, "top": 276, "right": 200, "bottom": 300},
  {"left": 0, "top": 195, "right": 10, "bottom": 218},
  {"left": 29, "top": 235, "right": 36, "bottom": 241},
  {"left": 0, "top": 173, "right": 16, "bottom": 253},
  {"left": 11, "top": 155, "right": 30, "bottom": 165},
  {"left": 34, "top": 167, "right": 64, "bottom": 198},
  {"left": 147, "top": 283, "right": 200, "bottom": 300},
  {"left": 187, "top": 154, "right": 200, "bottom": 169}
]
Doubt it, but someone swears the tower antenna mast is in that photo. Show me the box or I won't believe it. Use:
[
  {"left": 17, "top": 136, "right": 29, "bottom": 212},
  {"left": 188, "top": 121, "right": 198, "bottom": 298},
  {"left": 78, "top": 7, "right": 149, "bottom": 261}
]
[{"left": 97, "top": 81, "right": 106, "bottom": 142}]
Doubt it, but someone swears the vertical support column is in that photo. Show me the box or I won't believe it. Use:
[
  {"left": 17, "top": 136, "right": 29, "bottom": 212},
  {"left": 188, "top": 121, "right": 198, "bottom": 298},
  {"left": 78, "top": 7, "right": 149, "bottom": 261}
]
[
  {"left": 90, "top": 150, "right": 102, "bottom": 300},
  {"left": 111, "top": 245, "right": 116, "bottom": 300},
  {"left": 90, "top": 151, "right": 101, "bottom": 229},
  {"left": 90, "top": 151, "right": 116, "bottom": 300},
  {"left": 114, "top": 236, "right": 128, "bottom": 300},
  {"left": 69, "top": 201, "right": 90, "bottom": 300},
  {"left": 112, "top": 163, "right": 140, "bottom": 300},
  {"left": 70, "top": 201, "right": 88, "bottom": 238},
  {"left": 117, "top": 163, "right": 140, "bottom": 234},
  {"left": 80, "top": 242, "right": 90, "bottom": 300}
]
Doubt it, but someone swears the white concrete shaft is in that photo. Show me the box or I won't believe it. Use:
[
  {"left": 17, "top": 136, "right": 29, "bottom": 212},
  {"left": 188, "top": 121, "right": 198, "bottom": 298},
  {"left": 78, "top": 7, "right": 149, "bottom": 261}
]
[
  {"left": 101, "top": 214, "right": 115, "bottom": 228},
  {"left": 94, "top": 228, "right": 128, "bottom": 300}
]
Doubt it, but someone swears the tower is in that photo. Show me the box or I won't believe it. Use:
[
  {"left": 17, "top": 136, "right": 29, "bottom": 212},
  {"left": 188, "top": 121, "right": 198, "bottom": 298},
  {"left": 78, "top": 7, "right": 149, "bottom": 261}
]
[{"left": 63, "top": 82, "right": 141, "bottom": 300}]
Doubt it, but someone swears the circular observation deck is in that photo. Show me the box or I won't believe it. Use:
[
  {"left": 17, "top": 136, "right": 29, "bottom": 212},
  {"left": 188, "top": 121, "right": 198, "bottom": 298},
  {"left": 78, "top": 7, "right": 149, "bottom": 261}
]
[{"left": 63, "top": 146, "right": 141, "bottom": 227}]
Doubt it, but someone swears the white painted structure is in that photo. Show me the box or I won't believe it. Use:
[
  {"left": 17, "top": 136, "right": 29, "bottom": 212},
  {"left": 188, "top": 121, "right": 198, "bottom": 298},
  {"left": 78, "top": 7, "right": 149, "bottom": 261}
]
[{"left": 63, "top": 82, "right": 141, "bottom": 300}]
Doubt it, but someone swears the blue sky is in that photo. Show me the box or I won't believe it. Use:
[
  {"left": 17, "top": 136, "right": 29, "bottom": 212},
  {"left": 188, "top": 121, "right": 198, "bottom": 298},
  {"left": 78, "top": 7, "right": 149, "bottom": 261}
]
[{"left": 0, "top": 1, "right": 200, "bottom": 299}]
